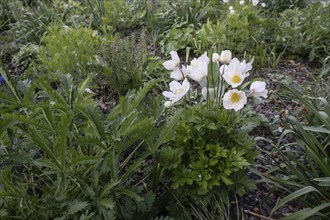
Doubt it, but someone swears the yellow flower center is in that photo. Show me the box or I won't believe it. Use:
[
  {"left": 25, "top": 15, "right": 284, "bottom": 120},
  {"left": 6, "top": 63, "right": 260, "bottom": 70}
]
[
  {"left": 230, "top": 93, "right": 241, "bottom": 103},
  {"left": 231, "top": 75, "right": 241, "bottom": 84},
  {"left": 175, "top": 88, "right": 184, "bottom": 95}
]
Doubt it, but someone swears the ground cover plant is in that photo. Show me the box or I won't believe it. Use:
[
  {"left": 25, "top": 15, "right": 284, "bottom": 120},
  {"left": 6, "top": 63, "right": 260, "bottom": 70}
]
[{"left": 1, "top": 0, "right": 330, "bottom": 219}]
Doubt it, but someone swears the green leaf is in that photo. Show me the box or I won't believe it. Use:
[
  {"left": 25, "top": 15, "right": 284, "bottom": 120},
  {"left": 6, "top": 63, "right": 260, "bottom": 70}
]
[
  {"left": 0, "top": 64, "right": 22, "bottom": 103},
  {"left": 69, "top": 155, "right": 102, "bottom": 167},
  {"left": 55, "top": 111, "right": 73, "bottom": 169},
  {"left": 151, "top": 109, "right": 183, "bottom": 153},
  {"left": 3, "top": 113, "right": 52, "bottom": 132},
  {"left": 282, "top": 203, "right": 330, "bottom": 220},
  {"left": 272, "top": 186, "right": 323, "bottom": 213},
  {"left": 118, "top": 189, "right": 144, "bottom": 202},
  {"left": 66, "top": 200, "right": 89, "bottom": 216},
  {"left": 303, "top": 126, "right": 330, "bottom": 134},
  {"left": 100, "top": 180, "right": 121, "bottom": 198},
  {"left": 75, "top": 105, "right": 107, "bottom": 141},
  {"left": 98, "top": 198, "right": 115, "bottom": 210},
  {"left": 314, "top": 177, "right": 330, "bottom": 187}
]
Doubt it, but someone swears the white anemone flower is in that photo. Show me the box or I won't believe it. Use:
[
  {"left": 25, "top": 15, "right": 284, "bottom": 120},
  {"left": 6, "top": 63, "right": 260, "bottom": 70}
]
[
  {"left": 198, "top": 52, "right": 210, "bottom": 64},
  {"left": 229, "top": 6, "right": 234, "bottom": 11},
  {"left": 170, "top": 65, "right": 189, "bottom": 81},
  {"left": 222, "top": 89, "right": 247, "bottom": 111},
  {"left": 163, "top": 78, "right": 190, "bottom": 103},
  {"left": 261, "top": 3, "right": 266, "bottom": 7},
  {"left": 222, "top": 58, "right": 251, "bottom": 88},
  {"left": 219, "top": 65, "right": 227, "bottom": 75},
  {"left": 223, "top": 0, "right": 229, "bottom": 3},
  {"left": 188, "top": 52, "right": 209, "bottom": 87},
  {"left": 240, "top": 0, "right": 245, "bottom": 5},
  {"left": 249, "top": 81, "right": 268, "bottom": 99},
  {"left": 252, "top": 0, "right": 259, "bottom": 6},
  {"left": 163, "top": 51, "right": 180, "bottom": 70},
  {"left": 230, "top": 9, "right": 235, "bottom": 15}
]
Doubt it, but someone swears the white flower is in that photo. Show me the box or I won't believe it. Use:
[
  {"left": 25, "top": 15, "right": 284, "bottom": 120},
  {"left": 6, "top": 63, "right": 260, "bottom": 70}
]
[
  {"left": 222, "top": 89, "right": 247, "bottom": 111},
  {"left": 261, "top": 3, "right": 266, "bottom": 7},
  {"left": 49, "top": 101, "right": 56, "bottom": 106},
  {"left": 220, "top": 50, "right": 232, "bottom": 64},
  {"left": 198, "top": 52, "right": 210, "bottom": 64},
  {"left": 223, "top": 0, "right": 229, "bottom": 3},
  {"left": 212, "top": 53, "right": 220, "bottom": 62},
  {"left": 85, "top": 88, "right": 93, "bottom": 93},
  {"left": 252, "top": 0, "right": 259, "bottom": 6},
  {"left": 170, "top": 65, "right": 189, "bottom": 81},
  {"left": 230, "top": 9, "right": 235, "bottom": 15},
  {"left": 229, "top": 6, "right": 234, "bottom": 11},
  {"left": 219, "top": 65, "right": 227, "bottom": 75},
  {"left": 163, "top": 78, "right": 190, "bottom": 103},
  {"left": 249, "top": 81, "right": 268, "bottom": 99},
  {"left": 240, "top": 0, "right": 245, "bottom": 5},
  {"left": 188, "top": 52, "right": 209, "bottom": 87},
  {"left": 164, "top": 101, "right": 174, "bottom": 108},
  {"left": 222, "top": 58, "right": 252, "bottom": 88},
  {"left": 163, "top": 51, "right": 180, "bottom": 70}
]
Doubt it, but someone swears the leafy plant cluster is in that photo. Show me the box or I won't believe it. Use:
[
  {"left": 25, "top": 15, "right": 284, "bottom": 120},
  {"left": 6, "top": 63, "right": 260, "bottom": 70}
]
[
  {"left": 0, "top": 65, "right": 179, "bottom": 219},
  {"left": 1, "top": 0, "right": 330, "bottom": 219},
  {"left": 37, "top": 25, "right": 101, "bottom": 78},
  {"left": 255, "top": 81, "right": 330, "bottom": 219},
  {"left": 274, "top": 3, "right": 330, "bottom": 63},
  {"left": 101, "top": 30, "right": 149, "bottom": 96},
  {"left": 160, "top": 104, "right": 258, "bottom": 197}
]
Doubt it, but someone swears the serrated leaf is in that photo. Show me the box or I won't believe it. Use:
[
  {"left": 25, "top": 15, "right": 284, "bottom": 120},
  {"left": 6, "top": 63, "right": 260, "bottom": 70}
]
[
  {"left": 67, "top": 200, "right": 89, "bottom": 216},
  {"left": 98, "top": 199, "right": 115, "bottom": 210}
]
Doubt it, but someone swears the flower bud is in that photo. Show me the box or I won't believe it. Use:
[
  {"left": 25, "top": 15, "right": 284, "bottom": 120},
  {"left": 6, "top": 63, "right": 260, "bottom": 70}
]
[
  {"left": 220, "top": 50, "right": 232, "bottom": 64},
  {"left": 212, "top": 53, "right": 220, "bottom": 62},
  {"left": 164, "top": 101, "right": 174, "bottom": 108}
]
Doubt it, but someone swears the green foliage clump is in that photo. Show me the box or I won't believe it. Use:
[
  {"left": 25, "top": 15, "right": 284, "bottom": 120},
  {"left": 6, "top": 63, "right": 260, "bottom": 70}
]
[
  {"left": 0, "top": 64, "right": 185, "bottom": 219},
  {"left": 160, "top": 103, "right": 258, "bottom": 199},
  {"left": 13, "top": 2, "right": 58, "bottom": 45},
  {"left": 101, "top": 31, "right": 149, "bottom": 95},
  {"left": 38, "top": 26, "right": 101, "bottom": 76},
  {"left": 265, "top": 0, "right": 307, "bottom": 12},
  {"left": 102, "top": 0, "right": 132, "bottom": 30},
  {"left": 0, "top": 0, "right": 22, "bottom": 31},
  {"left": 257, "top": 83, "right": 330, "bottom": 219},
  {"left": 160, "top": 26, "right": 194, "bottom": 54},
  {"left": 275, "top": 3, "right": 330, "bottom": 63},
  {"left": 193, "top": 4, "right": 273, "bottom": 65}
]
